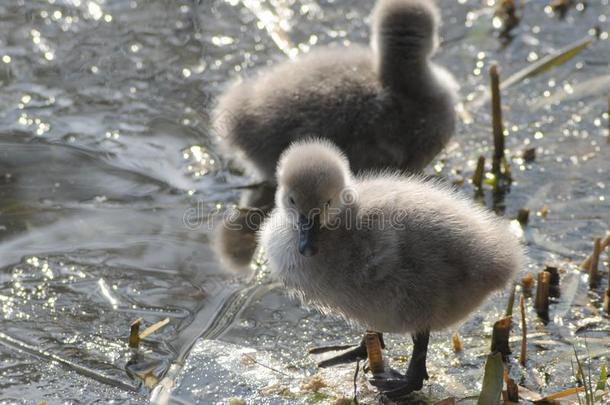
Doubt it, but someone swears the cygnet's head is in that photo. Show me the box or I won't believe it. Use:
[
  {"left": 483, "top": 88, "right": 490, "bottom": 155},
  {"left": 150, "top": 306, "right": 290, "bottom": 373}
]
[
  {"left": 371, "top": 0, "right": 440, "bottom": 60},
  {"left": 276, "top": 139, "right": 352, "bottom": 257}
]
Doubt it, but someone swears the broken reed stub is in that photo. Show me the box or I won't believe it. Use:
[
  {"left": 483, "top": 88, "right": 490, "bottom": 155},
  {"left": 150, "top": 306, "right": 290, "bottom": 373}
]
[
  {"left": 472, "top": 156, "right": 485, "bottom": 190},
  {"left": 517, "top": 208, "right": 530, "bottom": 226},
  {"left": 604, "top": 286, "right": 610, "bottom": 314},
  {"left": 505, "top": 378, "right": 519, "bottom": 403},
  {"left": 604, "top": 288, "right": 610, "bottom": 315},
  {"left": 535, "top": 271, "right": 551, "bottom": 322},
  {"left": 589, "top": 238, "right": 602, "bottom": 289},
  {"left": 522, "top": 147, "right": 536, "bottom": 162},
  {"left": 495, "top": 0, "right": 520, "bottom": 36},
  {"left": 519, "top": 296, "right": 527, "bottom": 366},
  {"left": 580, "top": 234, "right": 610, "bottom": 269},
  {"left": 365, "top": 331, "right": 384, "bottom": 374},
  {"left": 490, "top": 65, "right": 505, "bottom": 175},
  {"left": 452, "top": 333, "right": 463, "bottom": 353},
  {"left": 129, "top": 318, "right": 142, "bottom": 349},
  {"left": 491, "top": 316, "right": 511, "bottom": 361},
  {"left": 544, "top": 266, "right": 561, "bottom": 298}
]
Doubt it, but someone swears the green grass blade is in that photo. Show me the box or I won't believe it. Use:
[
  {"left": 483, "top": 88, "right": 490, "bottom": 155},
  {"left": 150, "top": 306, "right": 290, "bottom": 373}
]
[
  {"left": 597, "top": 364, "right": 607, "bottom": 391},
  {"left": 477, "top": 352, "right": 504, "bottom": 405},
  {"left": 500, "top": 36, "right": 594, "bottom": 90}
]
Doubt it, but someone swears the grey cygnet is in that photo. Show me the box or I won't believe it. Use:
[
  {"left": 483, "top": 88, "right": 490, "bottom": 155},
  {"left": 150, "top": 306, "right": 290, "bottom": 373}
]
[
  {"left": 214, "top": 0, "right": 458, "bottom": 182},
  {"left": 260, "top": 139, "right": 524, "bottom": 396}
]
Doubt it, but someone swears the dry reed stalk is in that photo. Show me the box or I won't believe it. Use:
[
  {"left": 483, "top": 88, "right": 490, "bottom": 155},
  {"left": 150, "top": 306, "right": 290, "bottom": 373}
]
[
  {"left": 491, "top": 316, "right": 512, "bottom": 361},
  {"left": 365, "top": 332, "right": 384, "bottom": 374},
  {"left": 535, "top": 271, "right": 551, "bottom": 322},
  {"left": 490, "top": 65, "right": 505, "bottom": 175},
  {"left": 519, "top": 295, "right": 527, "bottom": 366}
]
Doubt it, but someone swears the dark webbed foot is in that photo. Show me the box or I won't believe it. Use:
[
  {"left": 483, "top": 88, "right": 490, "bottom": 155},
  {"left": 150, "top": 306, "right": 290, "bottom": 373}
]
[
  {"left": 309, "top": 332, "right": 385, "bottom": 368},
  {"left": 369, "top": 330, "right": 430, "bottom": 399}
]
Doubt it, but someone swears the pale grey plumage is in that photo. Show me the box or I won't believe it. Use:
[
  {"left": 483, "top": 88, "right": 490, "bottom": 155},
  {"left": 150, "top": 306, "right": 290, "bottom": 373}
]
[
  {"left": 214, "top": 0, "right": 457, "bottom": 182},
  {"left": 260, "top": 139, "right": 524, "bottom": 334}
]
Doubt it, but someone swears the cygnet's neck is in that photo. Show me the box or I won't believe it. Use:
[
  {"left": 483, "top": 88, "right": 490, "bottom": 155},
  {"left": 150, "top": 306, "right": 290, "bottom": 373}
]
[{"left": 377, "top": 49, "right": 432, "bottom": 92}]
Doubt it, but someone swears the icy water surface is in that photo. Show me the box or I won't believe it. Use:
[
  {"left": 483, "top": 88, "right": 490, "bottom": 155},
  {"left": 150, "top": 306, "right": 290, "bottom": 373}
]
[{"left": 0, "top": 0, "right": 609, "bottom": 404}]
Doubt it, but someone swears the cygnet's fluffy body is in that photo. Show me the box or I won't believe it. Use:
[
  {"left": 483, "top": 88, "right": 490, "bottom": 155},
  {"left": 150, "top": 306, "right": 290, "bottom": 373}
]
[
  {"left": 260, "top": 140, "right": 523, "bottom": 334},
  {"left": 214, "top": 0, "right": 457, "bottom": 181}
]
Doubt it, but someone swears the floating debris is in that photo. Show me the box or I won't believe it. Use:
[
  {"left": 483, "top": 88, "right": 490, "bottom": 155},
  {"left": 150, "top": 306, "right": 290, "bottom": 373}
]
[
  {"left": 434, "top": 398, "right": 457, "bottom": 405},
  {"left": 300, "top": 375, "right": 327, "bottom": 393},
  {"left": 517, "top": 208, "right": 530, "bottom": 227},
  {"left": 469, "top": 33, "right": 595, "bottom": 111},
  {"left": 227, "top": 398, "right": 246, "bottom": 405},
  {"left": 129, "top": 318, "right": 142, "bottom": 349},
  {"left": 535, "top": 271, "right": 551, "bottom": 322},
  {"left": 522, "top": 273, "right": 535, "bottom": 290},
  {"left": 537, "top": 205, "right": 550, "bottom": 219},
  {"left": 551, "top": 0, "right": 571, "bottom": 17},
  {"left": 519, "top": 296, "right": 527, "bottom": 366},
  {"left": 588, "top": 237, "right": 602, "bottom": 289},
  {"left": 522, "top": 147, "right": 536, "bottom": 162},
  {"left": 139, "top": 317, "right": 170, "bottom": 340},
  {"left": 502, "top": 34, "right": 594, "bottom": 91},
  {"left": 539, "top": 386, "right": 585, "bottom": 401},
  {"left": 494, "top": 0, "right": 520, "bottom": 38},
  {"left": 491, "top": 316, "right": 512, "bottom": 361}
]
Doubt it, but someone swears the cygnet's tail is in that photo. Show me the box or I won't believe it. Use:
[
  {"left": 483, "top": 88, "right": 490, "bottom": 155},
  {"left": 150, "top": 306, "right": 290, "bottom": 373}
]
[{"left": 372, "top": 0, "right": 440, "bottom": 59}]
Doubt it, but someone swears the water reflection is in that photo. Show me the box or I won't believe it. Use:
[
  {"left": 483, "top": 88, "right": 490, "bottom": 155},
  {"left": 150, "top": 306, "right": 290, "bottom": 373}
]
[{"left": 212, "top": 183, "right": 275, "bottom": 273}]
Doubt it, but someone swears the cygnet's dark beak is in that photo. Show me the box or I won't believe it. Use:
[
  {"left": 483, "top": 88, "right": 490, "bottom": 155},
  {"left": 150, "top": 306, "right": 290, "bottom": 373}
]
[{"left": 298, "top": 214, "right": 319, "bottom": 257}]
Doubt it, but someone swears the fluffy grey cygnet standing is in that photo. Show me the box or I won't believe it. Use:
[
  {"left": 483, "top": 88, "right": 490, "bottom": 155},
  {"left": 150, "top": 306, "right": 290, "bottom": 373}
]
[
  {"left": 260, "top": 139, "right": 524, "bottom": 396},
  {"left": 214, "top": 0, "right": 457, "bottom": 182}
]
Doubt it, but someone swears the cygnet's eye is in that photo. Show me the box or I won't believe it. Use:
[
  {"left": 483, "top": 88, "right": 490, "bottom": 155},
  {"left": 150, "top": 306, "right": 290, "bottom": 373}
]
[{"left": 289, "top": 197, "right": 295, "bottom": 205}]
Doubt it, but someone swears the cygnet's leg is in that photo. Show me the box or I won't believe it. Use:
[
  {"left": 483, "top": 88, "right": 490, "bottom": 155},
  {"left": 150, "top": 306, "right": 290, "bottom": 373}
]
[
  {"left": 369, "top": 330, "right": 430, "bottom": 398},
  {"left": 310, "top": 332, "right": 385, "bottom": 368}
]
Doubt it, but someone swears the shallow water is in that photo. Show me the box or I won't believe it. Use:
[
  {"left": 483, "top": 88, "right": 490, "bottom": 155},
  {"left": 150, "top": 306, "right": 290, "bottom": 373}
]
[{"left": 0, "top": 0, "right": 609, "bottom": 403}]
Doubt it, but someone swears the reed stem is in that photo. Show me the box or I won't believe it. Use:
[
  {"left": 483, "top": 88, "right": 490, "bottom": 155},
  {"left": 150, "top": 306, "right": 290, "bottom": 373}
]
[
  {"left": 490, "top": 65, "right": 505, "bottom": 175},
  {"left": 506, "top": 378, "right": 519, "bottom": 402},
  {"left": 589, "top": 238, "right": 602, "bottom": 289},
  {"left": 452, "top": 332, "right": 463, "bottom": 353},
  {"left": 365, "top": 331, "right": 384, "bottom": 374},
  {"left": 491, "top": 316, "right": 512, "bottom": 361},
  {"left": 545, "top": 266, "right": 561, "bottom": 298},
  {"left": 535, "top": 271, "right": 551, "bottom": 322},
  {"left": 517, "top": 208, "right": 530, "bottom": 226},
  {"left": 129, "top": 318, "right": 142, "bottom": 349},
  {"left": 581, "top": 234, "right": 610, "bottom": 269},
  {"left": 472, "top": 156, "right": 485, "bottom": 190},
  {"left": 519, "top": 295, "right": 527, "bottom": 366}
]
